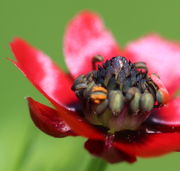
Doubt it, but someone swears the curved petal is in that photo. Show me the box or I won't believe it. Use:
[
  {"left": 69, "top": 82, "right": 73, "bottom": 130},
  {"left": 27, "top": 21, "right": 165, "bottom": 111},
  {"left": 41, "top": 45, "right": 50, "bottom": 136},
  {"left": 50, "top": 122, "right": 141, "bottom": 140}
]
[
  {"left": 98, "top": 97, "right": 180, "bottom": 157},
  {"left": 64, "top": 11, "right": 123, "bottom": 78},
  {"left": 10, "top": 38, "right": 103, "bottom": 139},
  {"left": 114, "top": 131, "right": 180, "bottom": 157},
  {"left": 147, "top": 97, "right": 180, "bottom": 128},
  {"left": 85, "top": 139, "right": 136, "bottom": 163},
  {"left": 10, "top": 38, "right": 78, "bottom": 108},
  {"left": 111, "top": 97, "right": 180, "bottom": 157},
  {"left": 126, "top": 34, "right": 180, "bottom": 94},
  {"left": 28, "top": 97, "right": 103, "bottom": 139},
  {"left": 27, "top": 97, "right": 76, "bottom": 137},
  {"left": 54, "top": 104, "right": 104, "bottom": 140},
  {"left": 91, "top": 97, "right": 180, "bottom": 158}
]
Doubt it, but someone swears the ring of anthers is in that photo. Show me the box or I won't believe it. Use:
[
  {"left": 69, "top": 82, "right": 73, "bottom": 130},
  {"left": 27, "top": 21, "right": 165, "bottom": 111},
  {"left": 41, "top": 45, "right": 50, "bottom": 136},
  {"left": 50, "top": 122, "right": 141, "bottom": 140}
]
[{"left": 72, "top": 56, "right": 167, "bottom": 133}]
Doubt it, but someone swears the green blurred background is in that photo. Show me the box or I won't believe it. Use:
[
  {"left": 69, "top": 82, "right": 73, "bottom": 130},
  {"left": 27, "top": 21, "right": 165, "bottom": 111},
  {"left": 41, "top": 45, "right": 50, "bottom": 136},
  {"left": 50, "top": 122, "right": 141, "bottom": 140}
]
[{"left": 1, "top": 0, "right": 180, "bottom": 170}]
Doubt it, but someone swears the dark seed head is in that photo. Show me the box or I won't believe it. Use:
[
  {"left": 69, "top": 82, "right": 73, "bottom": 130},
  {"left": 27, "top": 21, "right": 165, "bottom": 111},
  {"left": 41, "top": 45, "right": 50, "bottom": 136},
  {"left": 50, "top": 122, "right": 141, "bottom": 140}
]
[{"left": 72, "top": 56, "right": 167, "bottom": 133}]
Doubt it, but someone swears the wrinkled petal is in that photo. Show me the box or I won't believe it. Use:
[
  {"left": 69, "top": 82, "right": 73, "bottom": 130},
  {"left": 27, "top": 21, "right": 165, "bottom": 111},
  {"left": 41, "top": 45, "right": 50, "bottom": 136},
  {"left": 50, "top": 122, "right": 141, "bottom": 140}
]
[
  {"left": 147, "top": 97, "right": 180, "bottom": 128},
  {"left": 64, "top": 11, "right": 123, "bottom": 78},
  {"left": 10, "top": 38, "right": 104, "bottom": 139},
  {"left": 10, "top": 38, "right": 78, "bottom": 108},
  {"left": 126, "top": 34, "right": 180, "bottom": 94},
  {"left": 27, "top": 97, "right": 76, "bottom": 137},
  {"left": 85, "top": 139, "right": 136, "bottom": 163}
]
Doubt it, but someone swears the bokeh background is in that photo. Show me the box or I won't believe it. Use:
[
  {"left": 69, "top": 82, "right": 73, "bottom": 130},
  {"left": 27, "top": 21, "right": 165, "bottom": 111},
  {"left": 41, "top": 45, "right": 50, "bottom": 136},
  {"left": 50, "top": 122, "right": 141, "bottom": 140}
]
[{"left": 1, "top": 0, "right": 180, "bottom": 171}]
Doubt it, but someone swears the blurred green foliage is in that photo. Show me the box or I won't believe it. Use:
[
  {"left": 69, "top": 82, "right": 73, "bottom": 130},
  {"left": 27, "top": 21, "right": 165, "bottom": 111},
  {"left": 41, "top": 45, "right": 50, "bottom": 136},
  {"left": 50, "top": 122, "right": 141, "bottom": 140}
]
[{"left": 0, "top": 0, "right": 180, "bottom": 170}]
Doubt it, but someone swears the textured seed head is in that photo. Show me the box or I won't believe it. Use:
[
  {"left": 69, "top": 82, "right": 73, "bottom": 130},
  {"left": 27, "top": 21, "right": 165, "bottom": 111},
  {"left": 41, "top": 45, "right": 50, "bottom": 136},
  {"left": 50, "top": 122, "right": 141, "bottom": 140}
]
[
  {"left": 129, "top": 91, "right": 141, "bottom": 114},
  {"left": 140, "top": 93, "right": 154, "bottom": 112},
  {"left": 108, "top": 90, "right": 124, "bottom": 116},
  {"left": 72, "top": 56, "right": 168, "bottom": 133},
  {"left": 126, "top": 87, "right": 140, "bottom": 100},
  {"left": 156, "top": 89, "right": 166, "bottom": 105}
]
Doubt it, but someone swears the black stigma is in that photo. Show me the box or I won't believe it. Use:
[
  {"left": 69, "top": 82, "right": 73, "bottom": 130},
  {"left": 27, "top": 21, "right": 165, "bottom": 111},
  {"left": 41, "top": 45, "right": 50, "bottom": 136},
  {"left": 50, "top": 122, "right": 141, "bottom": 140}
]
[{"left": 72, "top": 56, "right": 161, "bottom": 133}]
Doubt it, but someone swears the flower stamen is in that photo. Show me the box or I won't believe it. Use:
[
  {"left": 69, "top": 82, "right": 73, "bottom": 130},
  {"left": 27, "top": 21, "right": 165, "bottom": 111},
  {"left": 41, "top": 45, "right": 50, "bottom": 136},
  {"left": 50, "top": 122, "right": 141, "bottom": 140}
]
[
  {"left": 72, "top": 56, "right": 169, "bottom": 133},
  {"left": 92, "top": 55, "right": 104, "bottom": 70},
  {"left": 90, "top": 86, "right": 108, "bottom": 104}
]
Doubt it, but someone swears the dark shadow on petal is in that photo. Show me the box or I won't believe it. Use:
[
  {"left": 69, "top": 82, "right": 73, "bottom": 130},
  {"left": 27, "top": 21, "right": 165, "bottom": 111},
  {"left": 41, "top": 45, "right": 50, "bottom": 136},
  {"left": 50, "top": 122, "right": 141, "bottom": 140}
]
[{"left": 85, "top": 139, "right": 136, "bottom": 164}]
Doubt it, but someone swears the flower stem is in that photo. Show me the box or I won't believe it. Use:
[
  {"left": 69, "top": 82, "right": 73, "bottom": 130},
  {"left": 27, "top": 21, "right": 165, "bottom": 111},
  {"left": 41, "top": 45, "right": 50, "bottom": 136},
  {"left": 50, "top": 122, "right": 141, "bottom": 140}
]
[{"left": 85, "top": 157, "right": 108, "bottom": 171}]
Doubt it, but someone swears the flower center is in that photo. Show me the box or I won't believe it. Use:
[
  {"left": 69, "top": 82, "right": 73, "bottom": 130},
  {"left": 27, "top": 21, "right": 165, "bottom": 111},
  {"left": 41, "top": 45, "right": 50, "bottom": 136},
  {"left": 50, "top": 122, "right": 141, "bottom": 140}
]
[{"left": 72, "top": 56, "right": 167, "bottom": 133}]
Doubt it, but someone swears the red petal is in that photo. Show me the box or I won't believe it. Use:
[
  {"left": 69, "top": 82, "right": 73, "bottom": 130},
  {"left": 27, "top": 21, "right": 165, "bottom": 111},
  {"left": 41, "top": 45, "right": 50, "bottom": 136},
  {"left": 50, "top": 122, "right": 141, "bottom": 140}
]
[
  {"left": 54, "top": 104, "right": 104, "bottom": 140},
  {"left": 27, "top": 97, "right": 76, "bottom": 137},
  {"left": 126, "top": 34, "right": 180, "bottom": 94},
  {"left": 148, "top": 97, "right": 180, "bottom": 127},
  {"left": 64, "top": 11, "right": 122, "bottom": 78},
  {"left": 10, "top": 38, "right": 104, "bottom": 139},
  {"left": 114, "top": 98, "right": 180, "bottom": 157},
  {"left": 28, "top": 97, "right": 103, "bottom": 139},
  {"left": 114, "top": 132, "right": 180, "bottom": 157},
  {"left": 93, "top": 97, "right": 180, "bottom": 157},
  {"left": 10, "top": 38, "right": 78, "bottom": 107},
  {"left": 111, "top": 97, "right": 180, "bottom": 157},
  {"left": 85, "top": 139, "right": 136, "bottom": 163}
]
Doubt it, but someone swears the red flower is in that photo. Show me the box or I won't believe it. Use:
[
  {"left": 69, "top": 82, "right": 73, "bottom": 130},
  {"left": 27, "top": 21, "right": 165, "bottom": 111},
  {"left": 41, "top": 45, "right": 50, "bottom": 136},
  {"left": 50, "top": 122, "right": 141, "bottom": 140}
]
[{"left": 9, "top": 11, "right": 180, "bottom": 164}]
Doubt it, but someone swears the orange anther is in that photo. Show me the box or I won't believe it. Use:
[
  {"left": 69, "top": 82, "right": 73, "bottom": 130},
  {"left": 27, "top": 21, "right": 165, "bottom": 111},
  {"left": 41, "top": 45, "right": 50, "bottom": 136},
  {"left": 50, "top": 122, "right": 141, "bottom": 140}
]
[
  {"left": 94, "top": 100, "right": 101, "bottom": 104},
  {"left": 92, "top": 86, "right": 108, "bottom": 93},
  {"left": 90, "top": 94, "right": 107, "bottom": 100},
  {"left": 90, "top": 93, "right": 107, "bottom": 104},
  {"left": 90, "top": 86, "right": 108, "bottom": 104}
]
